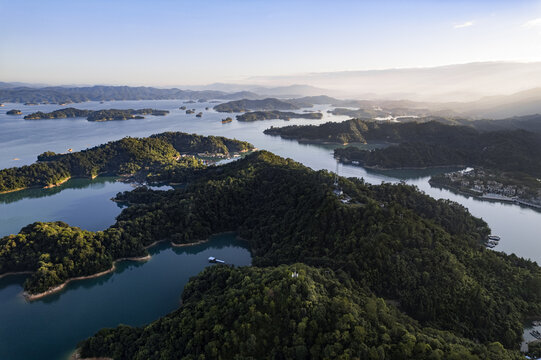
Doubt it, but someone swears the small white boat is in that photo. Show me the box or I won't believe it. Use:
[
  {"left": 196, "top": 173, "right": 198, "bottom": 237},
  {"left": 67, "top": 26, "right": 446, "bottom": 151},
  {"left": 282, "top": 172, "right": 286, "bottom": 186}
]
[
  {"left": 208, "top": 256, "right": 225, "bottom": 264},
  {"left": 488, "top": 235, "right": 500, "bottom": 241}
]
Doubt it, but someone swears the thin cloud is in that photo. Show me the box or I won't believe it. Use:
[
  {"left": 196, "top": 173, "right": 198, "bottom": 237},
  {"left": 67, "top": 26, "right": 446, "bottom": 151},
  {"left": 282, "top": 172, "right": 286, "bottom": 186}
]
[
  {"left": 523, "top": 18, "right": 541, "bottom": 28},
  {"left": 454, "top": 21, "right": 474, "bottom": 29}
]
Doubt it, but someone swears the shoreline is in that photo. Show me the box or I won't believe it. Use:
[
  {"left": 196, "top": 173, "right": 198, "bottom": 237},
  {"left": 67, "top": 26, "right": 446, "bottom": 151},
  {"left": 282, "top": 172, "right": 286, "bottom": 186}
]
[
  {"left": 23, "top": 254, "right": 151, "bottom": 301},
  {"left": 69, "top": 349, "right": 112, "bottom": 360},
  {"left": 430, "top": 182, "right": 541, "bottom": 211},
  {"left": 171, "top": 239, "right": 209, "bottom": 247},
  {"left": 43, "top": 176, "right": 72, "bottom": 189},
  {"left": 0, "top": 173, "right": 119, "bottom": 195},
  {"left": 0, "top": 270, "right": 33, "bottom": 279},
  {"left": 17, "top": 234, "right": 235, "bottom": 301},
  {"left": 338, "top": 159, "right": 467, "bottom": 171}
]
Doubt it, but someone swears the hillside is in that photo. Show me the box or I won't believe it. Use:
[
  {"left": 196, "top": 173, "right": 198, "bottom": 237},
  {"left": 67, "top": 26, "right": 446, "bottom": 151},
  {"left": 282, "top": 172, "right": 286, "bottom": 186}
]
[
  {"left": 2, "top": 151, "right": 540, "bottom": 351},
  {"left": 0, "top": 132, "right": 253, "bottom": 193},
  {"left": 79, "top": 264, "right": 525, "bottom": 360},
  {"left": 236, "top": 110, "right": 323, "bottom": 122},
  {"left": 0, "top": 85, "right": 260, "bottom": 104},
  {"left": 214, "top": 98, "right": 302, "bottom": 112}
]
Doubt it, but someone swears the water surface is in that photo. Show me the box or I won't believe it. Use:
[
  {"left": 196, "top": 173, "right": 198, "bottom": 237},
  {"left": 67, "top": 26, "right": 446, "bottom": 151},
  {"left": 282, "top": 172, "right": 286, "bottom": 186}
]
[{"left": 0, "top": 233, "right": 251, "bottom": 360}]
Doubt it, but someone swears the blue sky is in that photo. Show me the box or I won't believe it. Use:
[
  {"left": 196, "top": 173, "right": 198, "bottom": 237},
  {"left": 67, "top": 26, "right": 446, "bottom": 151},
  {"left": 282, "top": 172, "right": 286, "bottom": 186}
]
[{"left": 1, "top": 0, "right": 540, "bottom": 86}]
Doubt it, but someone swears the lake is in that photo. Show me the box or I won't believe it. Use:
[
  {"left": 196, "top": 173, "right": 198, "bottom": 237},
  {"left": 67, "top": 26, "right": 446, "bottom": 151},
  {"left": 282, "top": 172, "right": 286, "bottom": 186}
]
[
  {"left": 1, "top": 100, "right": 540, "bottom": 359},
  {"left": 0, "top": 234, "right": 251, "bottom": 360}
]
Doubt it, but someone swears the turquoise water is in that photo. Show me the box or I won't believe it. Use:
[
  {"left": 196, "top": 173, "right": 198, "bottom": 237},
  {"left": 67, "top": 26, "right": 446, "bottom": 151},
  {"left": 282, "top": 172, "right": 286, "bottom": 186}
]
[
  {"left": 0, "top": 234, "right": 251, "bottom": 360},
  {"left": 0, "top": 177, "right": 133, "bottom": 237},
  {"left": 1, "top": 100, "right": 540, "bottom": 359}
]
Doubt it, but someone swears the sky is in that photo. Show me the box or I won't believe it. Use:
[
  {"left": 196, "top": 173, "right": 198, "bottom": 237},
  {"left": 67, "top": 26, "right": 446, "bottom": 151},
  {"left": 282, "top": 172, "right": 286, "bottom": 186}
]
[{"left": 1, "top": 0, "right": 541, "bottom": 86}]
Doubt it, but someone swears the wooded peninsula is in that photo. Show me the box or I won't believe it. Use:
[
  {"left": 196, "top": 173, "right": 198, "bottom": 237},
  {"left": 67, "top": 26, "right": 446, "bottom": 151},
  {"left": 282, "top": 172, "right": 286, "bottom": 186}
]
[
  {"left": 0, "top": 132, "right": 253, "bottom": 193},
  {"left": 1, "top": 150, "right": 540, "bottom": 359}
]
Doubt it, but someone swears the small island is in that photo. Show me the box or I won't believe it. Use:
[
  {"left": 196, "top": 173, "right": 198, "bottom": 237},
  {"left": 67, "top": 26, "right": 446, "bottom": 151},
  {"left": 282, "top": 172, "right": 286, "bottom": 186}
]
[
  {"left": 6, "top": 109, "right": 22, "bottom": 115},
  {"left": 214, "top": 98, "right": 301, "bottom": 112},
  {"left": 23, "top": 108, "right": 170, "bottom": 121},
  {"left": 236, "top": 110, "right": 323, "bottom": 122}
]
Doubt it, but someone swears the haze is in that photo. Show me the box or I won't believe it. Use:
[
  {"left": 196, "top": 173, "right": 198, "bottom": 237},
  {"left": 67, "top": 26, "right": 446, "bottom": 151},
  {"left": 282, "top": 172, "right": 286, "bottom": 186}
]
[{"left": 1, "top": 0, "right": 541, "bottom": 101}]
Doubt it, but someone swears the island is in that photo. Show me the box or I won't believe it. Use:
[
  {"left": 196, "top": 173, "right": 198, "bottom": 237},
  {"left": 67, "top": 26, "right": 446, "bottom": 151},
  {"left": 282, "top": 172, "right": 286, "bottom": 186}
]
[
  {"left": 0, "top": 132, "right": 253, "bottom": 194},
  {"left": 23, "top": 107, "right": 170, "bottom": 121},
  {"left": 264, "top": 118, "right": 541, "bottom": 207},
  {"left": 2, "top": 151, "right": 540, "bottom": 358},
  {"left": 0, "top": 84, "right": 260, "bottom": 103},
  {"left": 6, "top": 109, "right": 22, "bottom": 115},
  {"left": 236, "top": 110, "right": 323, "bottom": 122},
  {"left": 214, "top": 98, "right": 302, "bottom": 112}
]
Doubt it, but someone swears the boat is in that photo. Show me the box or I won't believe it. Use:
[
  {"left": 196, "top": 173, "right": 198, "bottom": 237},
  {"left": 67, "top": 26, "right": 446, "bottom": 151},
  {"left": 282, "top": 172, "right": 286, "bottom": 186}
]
[
  {"left": 531, "top": 330, "right": 541, "bottom": 339},
  {"left": 208, "top": 256, "right": 225, "bottom": 264},
  {"left": 221, "top": 117, "right": 233, "bottom": 124},
  {"left": 488, "top": 235, "right": 500, "bottom": 241}
]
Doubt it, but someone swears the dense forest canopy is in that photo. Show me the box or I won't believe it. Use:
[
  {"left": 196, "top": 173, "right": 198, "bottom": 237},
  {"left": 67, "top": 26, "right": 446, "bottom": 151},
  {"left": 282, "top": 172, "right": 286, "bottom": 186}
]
[
  {"left": 264, "top": 118, "right": 481, "bottom": 144},
  {"left": 264, "top": 119, "right": 541, "bottom": 179},
  {"left": 214, "top": 98, "right": 302, "bottom": 112},
  {"left": 2, "top": 151, "right": 540, "bottom": 354},
  {"left": 0, "top": 132, "right": 253, "bottom": 193},
  {"left": 79, "top": 264, "right": 526, "bottom": 360},
  {"left": 236, "top": 110, "right": 323, "bottom": 122},
  {"left": 23, "top": 107, "right": 169, "bottom": 121}
]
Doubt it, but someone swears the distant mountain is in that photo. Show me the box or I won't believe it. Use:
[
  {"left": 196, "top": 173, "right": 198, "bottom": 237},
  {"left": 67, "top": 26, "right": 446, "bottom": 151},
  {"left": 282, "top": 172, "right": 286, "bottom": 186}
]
[
  {"left": 447, "top": 87, "right": 541, "bottom": 119},
  {"left": 469, "top": 114, "right": 541, "bottom": 133},
  {"left": 249, "top": 62, "right": 541, "bottom": 102},
  {"left": 189, "top": 83, "right": 331, "bottom": 98},
  {"left": 0, "top": 85, "right": 261, "bottom": 104},
  {"left": 0, "top": 81, "right": 50, "bottom": 89}
]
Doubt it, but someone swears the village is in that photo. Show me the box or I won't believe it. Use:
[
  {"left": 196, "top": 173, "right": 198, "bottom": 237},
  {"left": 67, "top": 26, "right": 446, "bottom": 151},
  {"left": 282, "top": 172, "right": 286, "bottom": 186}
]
[{"left": 431, "top": 168, "right": 541, "bottom": 209}]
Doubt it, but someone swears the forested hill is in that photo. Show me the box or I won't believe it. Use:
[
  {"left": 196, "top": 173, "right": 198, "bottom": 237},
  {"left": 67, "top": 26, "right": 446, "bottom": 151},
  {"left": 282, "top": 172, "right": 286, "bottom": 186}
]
[
  {"left": 0, "top": 132, "right": 253, "bottom": 193},
  {"left": 24, "top": 107, "right": 169, "bottom": 121},
  {"left": 264, "top": 118, "right": 480, "bottom": 144},
  {"left": 214, "top": 98, "right": 302, "bottom": 112},
  {"left": 2, "top": 151, "right": 541, "bottom": 353},
  {"left": 236, "top": 110, "right": 323, "bottom": 122},
  {"left": 79, "top": 264, "right": 526, "bottom": 360},
  {"left": 332, "top": 128, "right": 541, "bottom": 179},
  {"left": 264, "top": 119, "right": 541, "bottom": 178},
  {"left": 0, "top": 85, "right": 259, "bottom": 104}
]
